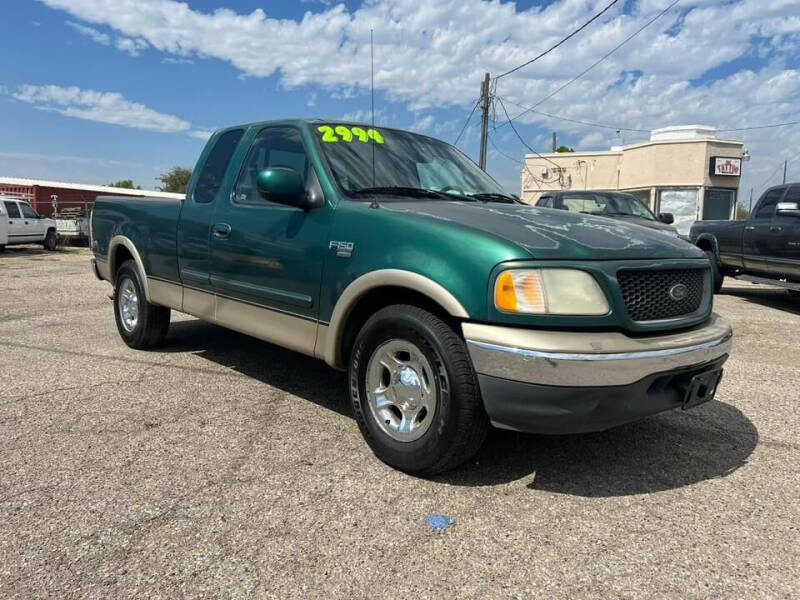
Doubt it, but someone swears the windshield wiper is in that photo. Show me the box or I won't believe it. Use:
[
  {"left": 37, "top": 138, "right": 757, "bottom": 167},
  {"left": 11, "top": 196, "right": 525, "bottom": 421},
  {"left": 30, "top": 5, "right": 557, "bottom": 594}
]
[
  {"left": 467, "top": 192, "right": 519, "bottom": 204},
  {"left": 350, "top": 186, "right": 450, "bottom": 199}
]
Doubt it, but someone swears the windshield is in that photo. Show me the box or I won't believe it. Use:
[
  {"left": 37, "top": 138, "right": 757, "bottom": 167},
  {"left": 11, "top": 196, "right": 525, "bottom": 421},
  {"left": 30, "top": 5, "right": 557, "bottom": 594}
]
[
  {"left": 561, "top": 192, "right": 656, "bottom": 220},
  {"left": 312, "top": 123, "right": 507, "bottom": 198}
]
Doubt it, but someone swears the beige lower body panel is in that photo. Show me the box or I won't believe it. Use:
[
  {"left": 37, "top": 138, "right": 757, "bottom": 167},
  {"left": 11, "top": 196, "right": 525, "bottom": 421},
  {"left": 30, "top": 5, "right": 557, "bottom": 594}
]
[{"left": 149, "top": 279, "right": 318, "bottom": 357}]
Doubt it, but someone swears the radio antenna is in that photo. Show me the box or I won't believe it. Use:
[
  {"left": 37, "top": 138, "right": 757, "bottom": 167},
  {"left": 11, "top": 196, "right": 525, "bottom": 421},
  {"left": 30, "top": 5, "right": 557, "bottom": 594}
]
[{"left": 370, "top": 28, "right": 376, "bottom": 187}]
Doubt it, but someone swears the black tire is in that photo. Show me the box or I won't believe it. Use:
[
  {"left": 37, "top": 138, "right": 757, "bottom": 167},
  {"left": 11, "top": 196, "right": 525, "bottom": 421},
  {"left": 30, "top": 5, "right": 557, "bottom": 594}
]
[
  {"left": 43, "top": 229, "right": 57, "bottom": 251},
  {"left": 348, "top": 304, "right": 488, "bottom": 475},
  {"left": 704, "top": 250, "right": 724, "bottom": 293},
  {"left": 0, "top": 245, "right": 5, "bottom": 253},
  {"left": 113, "top": 260, "right": 170, "bottom": 349}
]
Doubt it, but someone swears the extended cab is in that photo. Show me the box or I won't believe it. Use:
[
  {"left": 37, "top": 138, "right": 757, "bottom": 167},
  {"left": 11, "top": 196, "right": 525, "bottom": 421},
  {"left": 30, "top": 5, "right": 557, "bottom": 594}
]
[
  {"left": 690, "top": 183, "right": 800, "bottom": 294},
  {"left": 91, "top": 120, "right": 733, "bottom": 474},
  {"left": 1, "top": 197, "right": 58, "bottom": 252}
]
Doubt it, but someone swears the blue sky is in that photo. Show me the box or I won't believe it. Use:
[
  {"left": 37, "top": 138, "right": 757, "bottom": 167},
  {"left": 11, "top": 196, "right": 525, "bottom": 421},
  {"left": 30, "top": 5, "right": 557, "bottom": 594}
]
[{"left": 1, "top": 0, "right": 799, "bottom": 200}]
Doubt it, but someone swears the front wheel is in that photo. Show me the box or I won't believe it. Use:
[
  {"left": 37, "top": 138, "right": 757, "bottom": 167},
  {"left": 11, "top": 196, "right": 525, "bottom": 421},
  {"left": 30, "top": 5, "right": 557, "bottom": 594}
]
[
  {"left": 43, "top": 230, "right": 57, "bottom": 251},
  {"left": 348, "top": 304, "right": 488, "bottom": 475},
  {"left": 113, "top": 260, "right": 170, "bottom": 349}
]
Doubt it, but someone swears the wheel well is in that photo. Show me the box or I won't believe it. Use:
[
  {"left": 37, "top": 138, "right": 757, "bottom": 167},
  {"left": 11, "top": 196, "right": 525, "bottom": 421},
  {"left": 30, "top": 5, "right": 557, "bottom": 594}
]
[
  {"left": 696, "top": 238, "right": 714, "bottom": 252},
  {"left": 46, "top": 227, "right": 56, "bottom": 234},
  {"left": 338, "top": 286, "right": 461, "bottom": 366},
  {"left": 111, "top": 245, "right": 134, "bottom": 282}
]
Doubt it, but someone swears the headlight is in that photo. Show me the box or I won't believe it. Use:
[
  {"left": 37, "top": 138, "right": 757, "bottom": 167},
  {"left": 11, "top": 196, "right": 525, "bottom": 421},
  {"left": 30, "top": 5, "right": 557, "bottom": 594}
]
[{"left": 494, "top": 269, "right": 609, "bottom": 315}]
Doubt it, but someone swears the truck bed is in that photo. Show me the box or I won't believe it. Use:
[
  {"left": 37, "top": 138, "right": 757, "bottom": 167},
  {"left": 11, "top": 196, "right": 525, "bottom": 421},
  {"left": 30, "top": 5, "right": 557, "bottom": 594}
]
[{"left": 92, "top": 195, "right": 184, "bottom": 282}]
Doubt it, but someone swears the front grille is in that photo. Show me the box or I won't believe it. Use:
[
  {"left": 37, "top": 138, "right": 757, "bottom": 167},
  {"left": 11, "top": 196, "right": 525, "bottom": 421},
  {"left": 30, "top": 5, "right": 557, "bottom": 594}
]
[{"left": 617, "top": 268, "right": 708, "bottom": 322}]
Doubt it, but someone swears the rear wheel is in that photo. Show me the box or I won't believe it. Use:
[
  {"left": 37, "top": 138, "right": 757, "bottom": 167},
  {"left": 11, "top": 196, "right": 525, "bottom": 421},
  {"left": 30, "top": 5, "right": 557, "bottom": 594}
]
[
  {"left": 113, "top": 260, "right": 170, "bottom": 349},
  {"left": 704, "top": 250, "right": 724, "bottom": 293},
  {"left": 43, "top": 229, "right": 57, "bottom": 251},
  {"left": 348, "top": 304, "right": 488, "bottom": 475}
]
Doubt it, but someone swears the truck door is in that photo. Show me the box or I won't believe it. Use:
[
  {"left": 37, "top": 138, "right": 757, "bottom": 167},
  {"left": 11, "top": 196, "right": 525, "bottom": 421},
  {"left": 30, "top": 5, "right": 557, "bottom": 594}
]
[
  {"left": 3, "top": 201, "right": 26, "bottom": 244},
  {"left": 209, "top": 125, "right": 331, "bottom": 348},
  {"left": 18, "top": 202, "right": 46, "bottom": 242},
  {"left": 743, "top": 186, "right": 785, "bottom": 274},
  {"left": 177, "top": 128, "right": 245, "bottom": 291},
  {"left": 768, "top": 184, "right": 800, "bottom": 280}
]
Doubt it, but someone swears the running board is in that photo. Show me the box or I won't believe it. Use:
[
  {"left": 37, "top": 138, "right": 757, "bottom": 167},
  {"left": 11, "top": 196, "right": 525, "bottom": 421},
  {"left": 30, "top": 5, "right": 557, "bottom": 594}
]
[{"left": 734, "top": 274, "right": 800, "bottom": 291}]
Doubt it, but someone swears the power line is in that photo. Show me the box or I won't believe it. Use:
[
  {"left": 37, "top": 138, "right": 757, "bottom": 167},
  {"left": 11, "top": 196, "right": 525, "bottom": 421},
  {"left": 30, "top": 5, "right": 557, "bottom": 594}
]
[
  {"left": 494, "top": 0, "right": 621, "bottom": 80},
  {"left": 495, "top": 96, "right": 562, "bottom": 170},
  {"left": 717, "top": 121, "right": 800, "bottom": 133},
  {"left": 498, "top": 96, "right": 649, "bottom": 132},
  {"left": 498, "top": 0, "right": 681, "bottom": 129},
  {"left": 453, "top": 97, "right": 481, "bottom": 146}
]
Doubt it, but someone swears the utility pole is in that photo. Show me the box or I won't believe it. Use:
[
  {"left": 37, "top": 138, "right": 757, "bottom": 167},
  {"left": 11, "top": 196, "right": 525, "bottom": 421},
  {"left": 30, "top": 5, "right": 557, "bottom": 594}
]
[
  {"left": 552, "top": 132, "right": 557, "bottom": 152},
  {"left": 783, "top": 159, "right": 788, "bottom": 184},
  {"left": 749, "top": 188, "right": 753, "bottom": 213},
  {"left": 478, "top": 72, "right": 490, "bottom": 171}
]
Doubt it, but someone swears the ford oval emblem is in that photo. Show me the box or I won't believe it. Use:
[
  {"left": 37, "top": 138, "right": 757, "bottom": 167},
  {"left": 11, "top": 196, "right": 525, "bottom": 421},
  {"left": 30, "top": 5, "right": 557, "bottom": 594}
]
[{"left": 669, "top": 283, "right": 689, "bottom": 301}]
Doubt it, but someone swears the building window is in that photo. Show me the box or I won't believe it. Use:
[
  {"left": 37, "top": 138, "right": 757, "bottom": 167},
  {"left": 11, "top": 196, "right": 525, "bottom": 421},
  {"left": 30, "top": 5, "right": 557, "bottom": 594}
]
[
  {"left": 658, "top": 189, "right": 698, "bottom": 235},
  {"left": 703, "top": 188, "right": 735, "bottom": 221}
]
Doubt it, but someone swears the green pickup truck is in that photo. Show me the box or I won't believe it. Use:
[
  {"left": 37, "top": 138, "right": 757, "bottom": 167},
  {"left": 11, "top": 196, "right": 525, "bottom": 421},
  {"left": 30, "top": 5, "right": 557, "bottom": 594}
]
[{"left": 91, "top": 119, "right": 732, "bottom": 474}]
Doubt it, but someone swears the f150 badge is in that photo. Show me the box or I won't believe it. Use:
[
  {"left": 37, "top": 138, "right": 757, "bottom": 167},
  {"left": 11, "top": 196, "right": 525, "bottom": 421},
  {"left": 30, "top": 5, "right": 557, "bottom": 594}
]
[{"left": 329, "top": 241, "right": 354, "bottom": 258}]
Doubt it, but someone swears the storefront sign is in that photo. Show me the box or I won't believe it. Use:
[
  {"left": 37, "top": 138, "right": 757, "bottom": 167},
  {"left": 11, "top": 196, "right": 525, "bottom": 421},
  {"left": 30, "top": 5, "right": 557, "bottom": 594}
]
[{"left": 710, "top": 156, "right": 742, "bottom": 177}]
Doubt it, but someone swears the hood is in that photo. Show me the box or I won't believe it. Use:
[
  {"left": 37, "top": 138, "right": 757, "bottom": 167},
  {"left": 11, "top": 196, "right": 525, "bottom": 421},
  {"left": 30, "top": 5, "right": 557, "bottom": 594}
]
[
  {"left": 381, "top": 200, "right": 703, "bottom": 260},
  {"left": 603, "top": 213, "right": 679, "bottom": 235}
]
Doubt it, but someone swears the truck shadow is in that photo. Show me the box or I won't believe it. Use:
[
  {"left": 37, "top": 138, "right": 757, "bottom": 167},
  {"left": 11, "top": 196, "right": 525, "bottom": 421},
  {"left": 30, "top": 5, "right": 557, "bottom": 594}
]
[
  {"left": 165, "top": 319, "right": 758, "bottom": 497},
  {"left": 720, "top": 286, "right": 800, "bottom": 316}
]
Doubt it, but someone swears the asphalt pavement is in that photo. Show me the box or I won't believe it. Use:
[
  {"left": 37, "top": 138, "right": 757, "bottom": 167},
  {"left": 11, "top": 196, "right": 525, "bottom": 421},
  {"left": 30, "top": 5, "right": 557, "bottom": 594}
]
[{"left": 0, "top": 246, "right": 797, "bottom": 598}]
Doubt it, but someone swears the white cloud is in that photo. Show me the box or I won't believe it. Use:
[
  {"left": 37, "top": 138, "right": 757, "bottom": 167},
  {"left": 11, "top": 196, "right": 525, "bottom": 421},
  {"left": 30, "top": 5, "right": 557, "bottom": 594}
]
[
  {"left": 115, "top": 36, "right": 149, "bottom": 56},
  {"left": 188, "top": 129, "right": 214, "bottom": 140},
  {"left": 410, "top": 114, "right": 435, "bottom": 133},
  {"left": 162, "top": 57, "right": 193, "bottom": 65},
  {"left": 11, "top": 84, "right": 191, "bottom": 133},
  {"left": 66, "top": 20, "right": 110, "bottom": 45}
]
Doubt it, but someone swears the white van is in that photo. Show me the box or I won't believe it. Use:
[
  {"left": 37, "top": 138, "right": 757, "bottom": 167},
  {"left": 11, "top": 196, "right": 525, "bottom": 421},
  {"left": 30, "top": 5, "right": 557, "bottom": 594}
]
[{"left": 0, "top": 196, "right": 58, "bottom": 251}]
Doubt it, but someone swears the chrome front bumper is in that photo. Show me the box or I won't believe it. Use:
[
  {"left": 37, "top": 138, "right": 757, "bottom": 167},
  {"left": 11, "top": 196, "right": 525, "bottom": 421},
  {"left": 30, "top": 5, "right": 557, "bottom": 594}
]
[{"left": 463, "top": 314, "right": 732, "bottom": 388}]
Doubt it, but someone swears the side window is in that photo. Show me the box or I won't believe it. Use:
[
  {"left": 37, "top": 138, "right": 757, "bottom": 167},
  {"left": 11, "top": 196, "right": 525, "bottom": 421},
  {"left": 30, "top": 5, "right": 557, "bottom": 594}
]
[
  {"left": 753, "top": 188, "right": 785, "bottom": 219},
  {"left": 783, "top": 185, "right": 800, "bottom": 204},
  {"left": 19, "top": 203, "right": 38, "bottom": 218},
  {"left": 194, "top": 128, "right": 245, "bottom": 204},
  {"left": 234, "top": 127, "right": 309, "bottom": 205},
  {"left": 537, "top": 196, "right": 553, "bottom": 208},
  {"left": 4, "top": 201, "right": 21, "bottom": 219}
]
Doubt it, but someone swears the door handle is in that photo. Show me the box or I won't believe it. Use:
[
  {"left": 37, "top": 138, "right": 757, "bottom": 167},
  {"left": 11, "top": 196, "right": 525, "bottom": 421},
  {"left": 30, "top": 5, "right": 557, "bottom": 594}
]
[
  {"left": 212, "top": 223, "right": 231, "bottom": 239},
  {"left": 744, "top": 226, "right": 755, "bottom": 231},
  {"left": 770, "top": 225, "right": 783, "bottom": 232}
]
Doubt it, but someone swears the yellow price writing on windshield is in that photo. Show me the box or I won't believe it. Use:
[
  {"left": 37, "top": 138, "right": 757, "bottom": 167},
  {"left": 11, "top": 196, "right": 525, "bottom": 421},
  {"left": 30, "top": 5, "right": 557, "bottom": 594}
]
[{"left": 318, "top": 125, "right": 384, "bottom": 144}]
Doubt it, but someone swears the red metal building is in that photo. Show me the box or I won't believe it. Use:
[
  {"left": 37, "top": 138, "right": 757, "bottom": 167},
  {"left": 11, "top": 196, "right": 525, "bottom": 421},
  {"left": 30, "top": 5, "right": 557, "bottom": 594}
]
[{"left": 0, "top": 177, "right": 183, "bottom": 217}]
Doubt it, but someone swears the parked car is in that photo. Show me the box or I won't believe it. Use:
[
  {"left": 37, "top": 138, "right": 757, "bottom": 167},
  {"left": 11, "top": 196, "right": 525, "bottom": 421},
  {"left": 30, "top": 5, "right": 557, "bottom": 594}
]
[
  {"left": 535, "top": 190, "right": 680, "bottom": 237},
  {"left": 0, "top": 197, "right": 58, "bottom": 252},
  {"left": 90, "top": 120, "right": 732, "bottom": 475},
  {"left": 690, "top": 183, "right": 800, "bottom": 294}
]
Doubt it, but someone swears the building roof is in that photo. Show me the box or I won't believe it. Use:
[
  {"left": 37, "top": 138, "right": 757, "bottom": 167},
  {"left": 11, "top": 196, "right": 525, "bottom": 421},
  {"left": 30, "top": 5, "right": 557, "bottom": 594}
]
[{"left": 0, "top": 176, "right": 184, "bottom": 199}]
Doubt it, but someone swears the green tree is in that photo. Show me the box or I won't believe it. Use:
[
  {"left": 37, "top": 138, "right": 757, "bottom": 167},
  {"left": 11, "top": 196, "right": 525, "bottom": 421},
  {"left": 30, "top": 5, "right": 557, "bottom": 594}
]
[
  {"left": 157, "top": 167, "right": 193, "bottom": 194},
  {"left": 109, "top": 179, "right": 140, "bottom": 189},
  {"left": 556, "top": 145, "right": 574, "bottom": 153},
  {"left": 736, "top": 204, "right": 751, "bottom": 220}
]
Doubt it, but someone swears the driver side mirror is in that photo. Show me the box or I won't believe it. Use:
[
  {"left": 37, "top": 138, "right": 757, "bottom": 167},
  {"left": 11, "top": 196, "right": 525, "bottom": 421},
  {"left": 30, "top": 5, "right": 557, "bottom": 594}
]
[
  {"left": 776, "top": 202, "right": 800, "bottom": 217},
  {"left": 658, "top": 212, "right": 675, "bottom": 224},
  {"left": 256, "top": 167, "right": 319, "bottom": 210}
]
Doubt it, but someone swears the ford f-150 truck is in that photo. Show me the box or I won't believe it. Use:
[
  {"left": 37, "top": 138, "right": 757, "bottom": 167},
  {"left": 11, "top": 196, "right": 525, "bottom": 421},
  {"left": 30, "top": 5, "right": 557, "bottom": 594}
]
[
  {"left": 690, "top": 183, "right": 800, "bottom": 294},
  {"left": 90, "top": 119, "right": 732, "bottom": 475}
]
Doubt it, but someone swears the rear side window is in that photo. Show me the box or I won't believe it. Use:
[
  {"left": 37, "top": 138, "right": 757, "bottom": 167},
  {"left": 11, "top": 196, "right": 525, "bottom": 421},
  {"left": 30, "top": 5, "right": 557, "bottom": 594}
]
[
  {"left": 537, "top": 196, "right": 554, "bottom": 208},
  {"left": 193, "top": 128, "right": 245, "bottom": 204},
  {"left": 4, "top": 201, "right": 21, "bottom": 218},
  {"left": 754, "top": 187, "right": 785, "bottom": 219}
]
